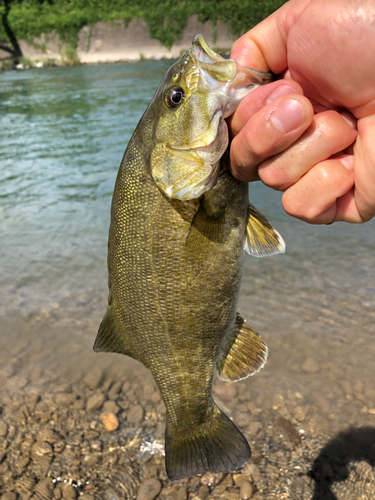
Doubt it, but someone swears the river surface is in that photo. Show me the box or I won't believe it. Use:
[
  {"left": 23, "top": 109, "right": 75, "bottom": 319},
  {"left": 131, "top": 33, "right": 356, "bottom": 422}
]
[{"left": 1, "top": 62, "right": 375, "bottom": 499}]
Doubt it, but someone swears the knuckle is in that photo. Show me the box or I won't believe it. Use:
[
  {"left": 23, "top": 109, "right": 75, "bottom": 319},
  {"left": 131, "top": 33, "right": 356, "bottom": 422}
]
[{"left": 259, "top": 160, "right": 288, "bottom": 191}]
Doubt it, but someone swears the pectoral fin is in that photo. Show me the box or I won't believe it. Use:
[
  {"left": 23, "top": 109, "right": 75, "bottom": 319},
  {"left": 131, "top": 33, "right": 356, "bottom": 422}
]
[
  {"left": 217, "top": 314, "right": 268, "bottom": 382},
  {"left": 244, "top": 204, "right": 285, "bottom": 257},
  {"left": 94, "top": 307, "right": 136, "bottom": 360}
]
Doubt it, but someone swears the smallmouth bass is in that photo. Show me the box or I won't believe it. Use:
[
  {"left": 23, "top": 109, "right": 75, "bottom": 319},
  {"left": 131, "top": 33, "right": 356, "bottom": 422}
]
[{"left": 95, "top": 35, "right": 285, "bottom": 481}]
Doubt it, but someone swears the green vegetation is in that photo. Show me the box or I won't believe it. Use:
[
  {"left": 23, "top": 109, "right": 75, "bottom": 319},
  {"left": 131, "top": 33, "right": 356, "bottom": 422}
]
[
  {"left": 1, "top": 0, "right": 287, "bottom": 62},
  {"left": 60, "top": 46, "right": 80, "bottom": 66}
]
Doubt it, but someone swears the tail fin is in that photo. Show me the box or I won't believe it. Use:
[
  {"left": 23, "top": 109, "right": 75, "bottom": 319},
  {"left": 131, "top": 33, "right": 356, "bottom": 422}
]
[{"left": 165, "top": 405, "right": 251, "bottom": 481}]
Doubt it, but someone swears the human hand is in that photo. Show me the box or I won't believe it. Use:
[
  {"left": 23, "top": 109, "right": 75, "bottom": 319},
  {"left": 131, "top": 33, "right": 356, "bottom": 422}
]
[{"left": 229, "top": 0, "right": 375, "bottom": 223}]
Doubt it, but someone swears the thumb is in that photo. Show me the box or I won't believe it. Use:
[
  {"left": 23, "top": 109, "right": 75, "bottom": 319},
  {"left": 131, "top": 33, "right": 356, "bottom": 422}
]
[{"left": 230, "top": 0, "right": 307, "bottom": 74}]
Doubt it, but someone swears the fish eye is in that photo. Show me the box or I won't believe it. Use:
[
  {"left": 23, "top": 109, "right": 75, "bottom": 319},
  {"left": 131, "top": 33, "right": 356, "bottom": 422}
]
[{"left": 165, "top": 87, "right": 185, "bottom": 108}]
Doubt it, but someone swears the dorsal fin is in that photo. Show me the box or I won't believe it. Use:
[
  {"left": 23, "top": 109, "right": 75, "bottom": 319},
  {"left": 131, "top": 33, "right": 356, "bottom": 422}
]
[
  {"left": 217, "top": 313, "right": 268, "bottom": 381},
  {"left": 94, "top": 307, "right": 136, "bottom": 360},
  {"left": 244, "top": 204, "right": 285, "bottom": 257}
]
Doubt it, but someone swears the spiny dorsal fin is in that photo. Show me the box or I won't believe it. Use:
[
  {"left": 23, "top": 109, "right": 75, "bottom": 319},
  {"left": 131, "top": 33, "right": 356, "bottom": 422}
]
[
  {"left": 94, "top": 308, "right": 136, "bottom": 360},
  {"left": 244, "top": 203, "right": 285, "bottom": 257},
  {"left": 217, "top": 313, "right": 268, "bottom": 382}
]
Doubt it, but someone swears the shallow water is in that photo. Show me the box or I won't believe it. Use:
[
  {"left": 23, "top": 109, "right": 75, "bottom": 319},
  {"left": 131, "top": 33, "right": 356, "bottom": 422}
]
[{"left": 1, "top": 62, "right": 375, "bottom": 499}]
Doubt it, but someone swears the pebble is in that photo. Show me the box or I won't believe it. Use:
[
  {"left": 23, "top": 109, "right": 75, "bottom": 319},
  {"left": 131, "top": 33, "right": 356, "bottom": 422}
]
[
  {"left": 247, "top": 421, "right": 262, "bottom": 436},
  {"left": 242, "top": 463, "right": 262, "bottom": 484},
  {"left": 0, "top": 422, "right": 8, "bottom": 438},
  {"left": 240, "top": 481, "right": 254, "bottom": 499},
  {"left": 60, "top": 483, "right": 78, "bottom": 499},
  {"left": 275, "top": 416, "right": 301, "bottom": 444},
  {"left": 34, "top": 478, "right": 54, "bottom": 500},
  {"left": 36, "top": 429, "right": 61, "bottom": 444},
  {"left": 213, "top": 383, "right": 237, "bottom": 400},
  {"left": 212, "top": 473, "right": 232, "bottom": 495},
  {"left": 136, "top": 479, "right": 162, "bottom": 500},
  {"left": 293, "top": 406, "right": 307, "bottom": 422},
  {"left": 128, "top": 404, "right": 144, "bottom": 424},
  {"left": 83, "top": 369, "right": 103, "bottom": 390},
  {"left": 86, "top": 392, "right": 106, "bottom": 411},
  {"left": 151, "top": 391, "right": 161, "bottom": 403},
  {"left": 265, "top": 463, "right": 279, "bottom": 480},
  {"left": 100, "top": 411, "right": 119, "bottom": 432},
  {"left": 301, "top": 358, "right": 319, "bottom": 373},
  {"left": 55, "top": 392, "right": 76, "bottom": 406},
  {"left": 102, "top": 399, "right": 120, "bottom": 415},
  {"left": 200, "top": 472, "right": 225, "bottom": 486},
  {"left": 233, "top": 473, "right": 253, "bottom": 486},
  {"left": 1, "top": 494, "right": 17, "bottom": 500},
  {"left": 197, "top": 485, "right": 209, "bottom": 499},
  {"left": 159, "top": 483, "right": 187, "bottom": 500},
  {"left": 108, "top": 380, "right": 122, "bottom": 399},
  {"left": 31, "top": 440, "right": 53, "bottom": 464}
]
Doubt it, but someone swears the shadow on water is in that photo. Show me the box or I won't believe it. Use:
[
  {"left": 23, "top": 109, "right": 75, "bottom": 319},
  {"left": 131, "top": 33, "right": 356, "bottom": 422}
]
[{"left": 309, "top": 427, "right": 375, "bottom": 500}]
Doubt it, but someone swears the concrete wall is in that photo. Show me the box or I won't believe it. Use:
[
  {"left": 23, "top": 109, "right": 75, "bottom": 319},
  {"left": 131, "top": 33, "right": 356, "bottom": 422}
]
[{"left": 0, "top": 16, "right": 236, "bottom": 63}]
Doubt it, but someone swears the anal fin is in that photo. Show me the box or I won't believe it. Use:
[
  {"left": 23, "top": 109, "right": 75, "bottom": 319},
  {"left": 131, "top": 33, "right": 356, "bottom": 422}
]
[
  {"left": 94, "top": 307, "right": 136, "bottom": 360},
  {"left": 245, "top": 203, "right": 285, "bottom": 257},
  {"left": 217, "top": 313, "right": 268, "bottom": 381}
]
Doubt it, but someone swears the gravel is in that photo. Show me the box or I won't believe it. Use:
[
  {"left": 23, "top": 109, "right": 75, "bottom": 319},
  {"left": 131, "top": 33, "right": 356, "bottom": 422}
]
[{"left": 0, "top": 316, "right": 374, "bottom": 500}]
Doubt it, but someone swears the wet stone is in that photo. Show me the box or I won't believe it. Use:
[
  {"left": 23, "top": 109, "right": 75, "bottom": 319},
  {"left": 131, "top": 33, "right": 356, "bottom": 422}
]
[
  {"left": 128, "top": 404, "right": 144, "bottom": 424},
  {"left": 136, "top": 478, "right": 162, "bottom": 500},
  {"left": 102, "top": 400, "right": 120, "bottom": 415},
  {"left": 240, "top": 481, "right": 254, "bottom": 499},
  {"left": 86, "top": 392, "right": 106, "bottom": 412},
  {"left": 108, "top": 380, "right": 122, "bottom": 399},
  {"left": 233, "top": 473, "right": 253, "bottom": 486},
  {"left": 37, "top": 429, "right": 61, "bottom": 444},
  {"left": 242, "top": 463, "right": 262, "bottom": 484},
  {"left": 293, "top": 406, "right": 308, "bottom": 422},
  {"left": 197, "top": 485, "right": 209, "bottom": 499},
  {"left": 150, "top": 391, "right": 161, "bottom": 404},
  {"left": 200, "top": 472, "right": 225, "bottom": 486},
  {"left": 265, "top": 463, "right": 279, "bottom": 480},
  {"left": 60, "top": 483, "right": 78, "bottom": 499},
  {"left": 159, "top": 483, "right": 187, "bottom": 500},
  {"left": 301, "top": 358, "right": 319, "bottom": 373},
  {"left": 1, "top": 494, "right": 17, "bottom": 500},
  {"left": 212, "top": 473, "right": 232, "bottom": 495},
  {"left": 0, "top": 422, "right": 8, "bottom": 438},
  {"left": 247, "top": 421, "right": 262, "bottom": 436},
  {"left": 83, "top": 369, "right": 103, "bottom": 390},
  {"left": 31, "top": 440, "right": 53, "bottom": 464},
  {"left": 275, "top": 416, "right": 301, "bottom": 445},
  {"left": 15, "top": 475, "right": 36, "bottom": 494},
  {"left": 55, "top": 392, "right": 76, "bottom": 406},
  {"left": 34, "top": 478, "right": 54, "bottom": 500},
  {"left": 213, "top": 384, "right": 237, "bottom": 400},
  {"left": 7, "top": 424, "right": 17, "bottom": 439},
  {"left": 100, "top": 411, "right": 119, "bottom": 432}
]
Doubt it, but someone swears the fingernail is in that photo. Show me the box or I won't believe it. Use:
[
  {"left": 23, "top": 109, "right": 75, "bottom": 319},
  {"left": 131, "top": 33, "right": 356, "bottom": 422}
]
[
  {"left": 339, "top": 155, "right": 354, "bottom": 171},
  {"left": 270, "top": 99, "right": 306, "bottom": 133},
  {"left": 340, "top": 111, "right": 357, "bottom": 130},
  {"left": 267, "top": 85, "right": 298, "bottom": 104}
]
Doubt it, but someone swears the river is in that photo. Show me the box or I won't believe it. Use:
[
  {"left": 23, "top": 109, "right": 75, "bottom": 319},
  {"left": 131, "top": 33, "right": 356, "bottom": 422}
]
[{"left": 1, "top": 62, "right": 374, "bottom": 499}]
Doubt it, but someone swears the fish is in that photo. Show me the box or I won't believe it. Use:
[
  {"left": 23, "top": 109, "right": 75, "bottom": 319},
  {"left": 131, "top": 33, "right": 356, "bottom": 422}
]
[{"left": 94, "top": 34, "right": 285, "bottom": 481}]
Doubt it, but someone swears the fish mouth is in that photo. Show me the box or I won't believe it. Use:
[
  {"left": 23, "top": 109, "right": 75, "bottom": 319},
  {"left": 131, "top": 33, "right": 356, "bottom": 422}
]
[{"left": 191, "top": 34, "right": 273, "bottom": 111}]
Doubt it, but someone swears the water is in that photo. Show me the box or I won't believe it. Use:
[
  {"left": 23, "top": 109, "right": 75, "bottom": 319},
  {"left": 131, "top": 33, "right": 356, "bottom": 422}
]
[{"left": 1, "top": 63, "right": 375, "bottom": 498}]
